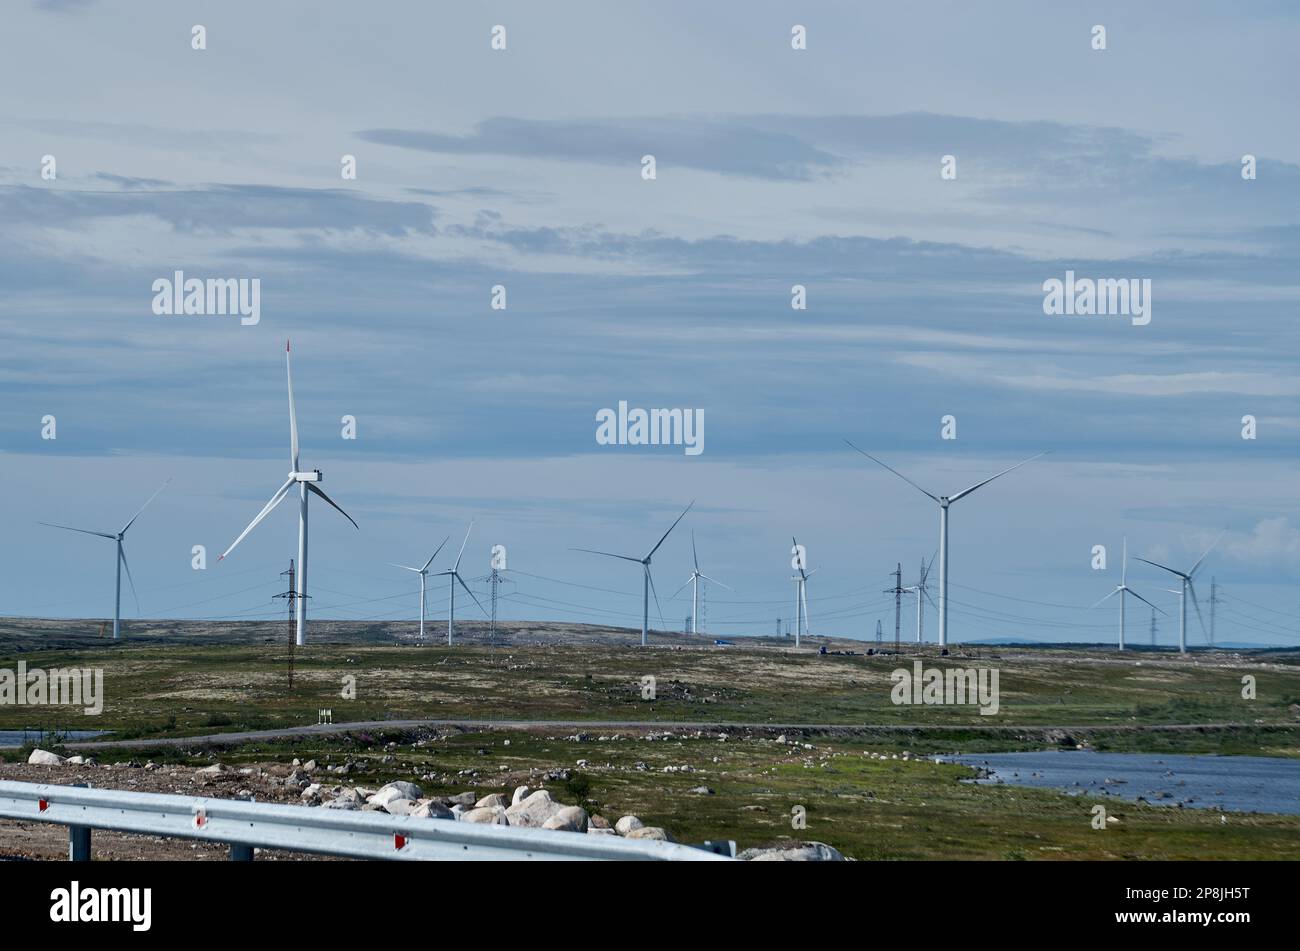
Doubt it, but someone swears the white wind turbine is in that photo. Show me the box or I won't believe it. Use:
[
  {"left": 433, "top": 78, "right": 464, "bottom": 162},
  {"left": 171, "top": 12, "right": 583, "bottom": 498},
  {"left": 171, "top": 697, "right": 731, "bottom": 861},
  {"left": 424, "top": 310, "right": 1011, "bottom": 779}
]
[
  {"left": 1091, "top": 537, "right": 1162, "bottom": 651},
  {"left": 40, "top": 479, "right": 170, "bottom": 640},
  {"left": 1135, "top": 534, "right": 1221, "bottom": 654},
  {"left": 846, "top": 442, "right": 1049, "bottom": 648},
  {"left": 435, "top": 521, "right": 487, "bottom": 645},
  {"left": 219, "top": 341, "right": 358, "bottom": 646},
  {"left": 903, "top": 554, "right": 936, "bottom": 644},
  {"left": 390, "top": 536, "right": 449, "bottom": 642},
  {"left": 790, "top": 535, "right": 818, "bottom": 648},
  {"left": 575, "top": 501, "right": 694, "bottom": 647},
  {"left": 672, "top": 532, "right": 730, "bottom": 636}
]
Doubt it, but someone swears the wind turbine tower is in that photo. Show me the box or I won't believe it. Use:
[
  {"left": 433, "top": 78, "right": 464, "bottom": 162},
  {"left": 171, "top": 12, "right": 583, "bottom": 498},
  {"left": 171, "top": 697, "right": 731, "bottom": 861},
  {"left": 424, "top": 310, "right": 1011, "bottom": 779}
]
[
  {"left": 1137, "top": 534, "right": 1220, "bottom": 654},
  {"left": 40, "top": 479, "right": 170, "bottom": 640},
  {"left": 219, "top": 342, "right": 358, "bottom": 646},
  {"left": 574, "top": 502, "right": 693, "bottom": 647},
  {"left": 390, "top": 536, "right": 448, "bottom": 641},
  {"left": 846, "top": 442, "right": 1048, "bottom": 648},
  {"left": 1091, "top": 537, "right": 1162, "bottom": 650}
]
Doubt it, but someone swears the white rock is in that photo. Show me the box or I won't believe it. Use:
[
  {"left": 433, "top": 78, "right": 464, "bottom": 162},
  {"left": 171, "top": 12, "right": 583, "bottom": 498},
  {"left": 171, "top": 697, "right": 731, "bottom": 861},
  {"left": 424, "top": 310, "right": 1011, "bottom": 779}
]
[
  {"left": 625, "top": 826, "right": 673, "bottom": 842},
  {"left": 461, "top": 806, "right": 509, "bottom": 825},
  {"left": 376, "top": 780, "right": 422, "bottom": 801},
  {"left": 27, "top": 749, "right": 65, "bottom": 766},
  {"left": 383, "top": 798, "right": 418, "bottom": 816},
  {"left": 614, "top": 815, "right": 644, "bottom": 836},
  {"left": 542, "top": 805, "right": 589, "bottom": 833},
  {"left": 741, "top": 842, "right": 845, "bottom": 861},
  {"left": 322, "top": 798, "right": 360, "bottom": 810},
  {"left": 412, "top": 800, "right": 454, "bottom": 820},
  {"left": 475, "top": 793, "right": 508, "bottom": 809},
  {"left": 505, "top": 789, "right": 563, "bottom": 828},
  {"left": 510, "top": 785, "right": 532, "bottom": 807}
]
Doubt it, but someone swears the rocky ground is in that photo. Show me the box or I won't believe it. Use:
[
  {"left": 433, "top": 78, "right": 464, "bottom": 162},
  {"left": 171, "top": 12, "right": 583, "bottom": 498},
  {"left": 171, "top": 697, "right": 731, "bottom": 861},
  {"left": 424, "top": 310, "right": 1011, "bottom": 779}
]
[{"left": 2, "top": 745, "right": 842, "bottom": 861}]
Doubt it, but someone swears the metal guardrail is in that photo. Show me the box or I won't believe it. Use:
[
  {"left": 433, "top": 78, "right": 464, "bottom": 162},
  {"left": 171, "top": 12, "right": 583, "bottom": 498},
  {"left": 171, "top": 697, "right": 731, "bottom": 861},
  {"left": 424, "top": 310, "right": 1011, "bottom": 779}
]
[{"left": 0, "top": 781, "right": 733, "bottom": 861}]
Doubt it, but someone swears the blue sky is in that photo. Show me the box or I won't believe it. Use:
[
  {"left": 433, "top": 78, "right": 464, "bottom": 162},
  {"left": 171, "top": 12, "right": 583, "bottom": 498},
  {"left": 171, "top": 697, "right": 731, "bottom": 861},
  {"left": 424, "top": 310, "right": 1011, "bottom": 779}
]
[{"left": 2, "top": 1, "right": 1298, "bottom": 645}]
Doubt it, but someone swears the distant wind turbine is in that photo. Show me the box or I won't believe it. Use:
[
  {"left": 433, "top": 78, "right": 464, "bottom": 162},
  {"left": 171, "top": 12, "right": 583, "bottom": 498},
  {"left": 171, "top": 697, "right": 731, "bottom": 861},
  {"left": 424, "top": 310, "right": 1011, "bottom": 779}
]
[
  {"left": 390, "top": 536, "right": 449, "bottom": 641},
  {"left": 40, "top": 479, "right": 170, "bottom": 640},
  {"left": 1135, "top": 533, "right": 1221, "bottom": 654},
  {"left": 1091, "top": 537, "right": 1163, "bottom": 650},
  {"left": 574, "top": 501, "right": 694, "bottom": 646},
  {"left": 846, "top": 442, "right": 1049, "bottom": 648},
  {"left": 219, "top": 341, "right": 358, "bottom": 646},
  {"left": 672, "top": 532, "right": 730, "bottom": 636},
  {"left": 436, "top": 522, "right": 487, "bottom": 645},
  {"left": 903, "top": 554, "right": 937, "bottom": 644},
  {"left": 790, "top": 535, "right": 818, "bottom": 648}
]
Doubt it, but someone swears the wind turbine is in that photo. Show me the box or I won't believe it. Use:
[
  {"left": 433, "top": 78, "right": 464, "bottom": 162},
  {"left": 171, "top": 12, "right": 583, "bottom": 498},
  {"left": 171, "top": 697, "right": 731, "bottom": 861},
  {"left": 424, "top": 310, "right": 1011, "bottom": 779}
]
[
  {"left": 846, "top": 442, "right": 1049, "bottom": 648},
  {"left": 903, "top": 554, "right": 936, "bottom": 644},
  {"left": 672, "top": 532, "right": 730, "bottom": 635},
  {"left": 219, "top": 341, "right": 358, "bottom": 646},
  {"left": 1091, "top": 537, "right": 1162, "bottom": 651},
  {"left": 390, "top": 536, "right": 449, "bottom": 641},
  {"left": 40, "top": 480, "right": 170, "bottom": 640},
  {"left": 1135, "top": 534, "right": 1221, "bottom": 654},
  {"left": 790, "top": 536, "right": 818, "bottom": 648},
  {"left": 435, "top": 521, "right": 487, "bottom": 645},
  {"left": 574, "top": 501, "right": 694, "bottom": 647}
]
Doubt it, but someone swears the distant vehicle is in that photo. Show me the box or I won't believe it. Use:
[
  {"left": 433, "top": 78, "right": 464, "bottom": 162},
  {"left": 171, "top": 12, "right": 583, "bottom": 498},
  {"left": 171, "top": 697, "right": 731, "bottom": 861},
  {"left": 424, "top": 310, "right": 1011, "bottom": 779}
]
[
  {"left": 818, "top": 645, "right": 828, "bottom": 655},
  {"left": 713, "top": 639, "right": 734, "bottom": 646}
]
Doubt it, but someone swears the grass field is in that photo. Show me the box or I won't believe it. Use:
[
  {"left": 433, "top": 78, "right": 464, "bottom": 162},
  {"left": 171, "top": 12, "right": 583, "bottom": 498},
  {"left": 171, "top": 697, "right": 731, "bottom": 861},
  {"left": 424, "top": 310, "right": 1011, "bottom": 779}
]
[{"left": 3, "top": 622, "right": 1299, "bottom": 859}]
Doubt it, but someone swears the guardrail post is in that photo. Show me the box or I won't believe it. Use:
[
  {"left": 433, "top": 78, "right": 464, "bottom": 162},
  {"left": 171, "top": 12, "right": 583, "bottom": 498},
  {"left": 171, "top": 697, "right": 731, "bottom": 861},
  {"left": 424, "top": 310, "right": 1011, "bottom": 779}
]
[
  {"left": 69, "top": 825, "right": 91, "bottom": 861},
  {"left": 230, "top": 843, "right": 254, "bottom": 861}
]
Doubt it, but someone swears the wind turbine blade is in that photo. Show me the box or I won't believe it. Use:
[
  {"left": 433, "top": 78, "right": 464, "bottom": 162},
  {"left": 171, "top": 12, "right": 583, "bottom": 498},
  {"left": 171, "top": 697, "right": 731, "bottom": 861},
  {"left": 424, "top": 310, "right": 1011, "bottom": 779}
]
[
  {"left": 389, "top": 563, "right": 423, "bottom": 573},
  {"left": 691, "top": 532, "right": 700, "bottom": 574},
  {"left": 647, "top": 501, "right": 694, "bottom": 560},
  {"left": 1090, "top": 587, "right": 1121, "bottom": 609},
  {"left": 421, "top": 536, "right": 450, "bottom": 573},
  {"left": 805, "top": 566, "right": 820, "bottom": 577},
  {"left": 453, "top": 521, "right": 474, "bottom": 572},
  {"left": 671, "top": 576, "right": 694, "bottom": 599},
  {"left": 698, "top": 573, "right": 732, "bottom": 590},
  {"left": 949, "top": 451, "right": 1050, "bottom": 503},
  {"left": 1134, "top": 556, "right": 1187, "bottom": 579},
  {"left": 219, "top": 478, "right": 295, "bottom": 560},
  {"left": 844, "top": 441, "right": 938, "bottom": 502},
  {"left": 120, "top": 478, "right": 171, "bottom": 535},
  {"left": 1188, "top": 531, "right": 1224, "bottom": 579},
  {"left": 1124, "top": 586, "right": 1165, "bottom": 615},
  {"left": 39, "top": 522, "right": 116, "bottom": 540},
  {"left": 119, "top": 544, "right": 140, "bottom": 615},
  {"left": 571, "top": 548, "right": 642, "bottom": 564},
  {"left": 286, "top": 340, "right": 300, "bottom": 472},
  {"left": 1187, "top": 582, "right": 1208, "bottom": 637},
  {"left": 456, "top": 573, "right": 488, "bottom": 617},
  {"left": 801, "top": 582, "right": 810, "bottom": 632},
  {"left": 646, "top": 567, "right": 666, "bottom": 632},
  {"left": 1121, "top": 536, "right": 1127, "bottom": 586},
  {"left": 306, "top": 483, "right": 358, "bottom": 530}
]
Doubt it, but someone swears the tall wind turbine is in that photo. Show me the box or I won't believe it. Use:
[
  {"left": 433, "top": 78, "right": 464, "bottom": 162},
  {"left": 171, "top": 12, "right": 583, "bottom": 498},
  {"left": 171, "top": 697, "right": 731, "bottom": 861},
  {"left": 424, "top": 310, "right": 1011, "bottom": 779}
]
[
  {"left": 846, "top": 442, "right": 1049, "bottom": 648},
  {"left": 390, "top": 536, "right": 449, "bottom": 641},
  {"left": 575, "top": 501, "right": 694, "bottom": 647},
  {"left": 1135, "top": 534, "right": 1220, "bottom": 654},
  {"left": 219, "top": 341, "right": 358, "bottom": 646},
  {"left": 790, "top": 536, "right": 818, "bottom": 648},
  {"left": 435, "top": 522, "right": 487, "bottom": 645},
  {"left": 1091, "top": 537, "right": 1162, "bottom": 650},
  {"left": 672, "top": 532, "right": 730, "bottom": 635},
  {"left": 40, "top": 480, "right": 170, "bottom": 640}
]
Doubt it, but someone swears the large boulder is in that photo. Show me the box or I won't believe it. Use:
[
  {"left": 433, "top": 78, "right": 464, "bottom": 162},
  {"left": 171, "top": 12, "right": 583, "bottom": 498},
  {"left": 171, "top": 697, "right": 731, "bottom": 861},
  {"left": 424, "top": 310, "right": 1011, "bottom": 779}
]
[
  {"left": 383, "top": 798, "right": 419, "bottom": 816},
  {"left": 461, "top": 806, "right": 509, "bottom": 825},
  {"left": 625, "top": 826, "right": 674, "bottom": 842},
  {"left": 475, "top": 793, "right": 509, "bottom": 809},
  {"left": 542, "top": 805, "right": 589, "bottom": 833},
  {"left": 740, "top": 842, "right": 845, "bottom": 861},
  {"left": 510, "top": 785, "right": 532, "bottom": 806},
  {"left": 505, "top": 789, "right": 564, "bottom": 828},
  {"left": 447, "top": 791, "right": 477, "bottom": 807},
  {"left": 614, "top": 815, "right": 644, "bottom": 836},
  {"left": 375, "top": 780, "right": 422, "bottom": 801},
  {"left": 412, "top": 800, "right": 454, "bottom": 820},
  {"left": 27, "top": 749, "right": 65, "bottom": 766},
  {"left": 322, "top": 797, "right": 360, "bottom": 810}
]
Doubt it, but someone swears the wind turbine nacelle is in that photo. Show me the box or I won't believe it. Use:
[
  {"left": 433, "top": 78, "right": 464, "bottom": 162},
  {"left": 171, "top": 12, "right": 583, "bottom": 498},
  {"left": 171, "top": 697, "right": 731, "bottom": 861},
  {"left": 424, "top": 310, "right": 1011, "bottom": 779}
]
[{"left": 293, "top": 469, "right": 323, "bottom": 483}]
